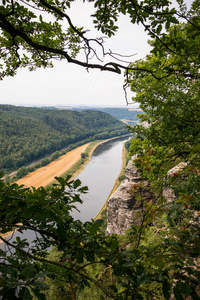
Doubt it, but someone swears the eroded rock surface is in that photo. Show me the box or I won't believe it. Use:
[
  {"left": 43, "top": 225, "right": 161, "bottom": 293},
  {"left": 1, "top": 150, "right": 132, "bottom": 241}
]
[
  {"left": 106, "top": 157, "right": 151, "bottom": 235},
  {"left": 106, "top": 159, "right": 189, "bottom": 235}
]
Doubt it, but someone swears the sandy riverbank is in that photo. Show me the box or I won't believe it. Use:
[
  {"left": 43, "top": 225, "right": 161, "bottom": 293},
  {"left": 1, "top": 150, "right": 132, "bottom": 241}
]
[{"left": 15, "top": 143, "right": 90, "bottom": 188}]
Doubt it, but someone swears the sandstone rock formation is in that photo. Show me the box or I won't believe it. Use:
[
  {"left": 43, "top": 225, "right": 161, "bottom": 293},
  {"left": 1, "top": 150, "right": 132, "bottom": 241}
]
[
  {"left": 106, "top": 157, "right": 152, "bottom": 235},
  {"left": 106, "top": 159, "right": 189, "bottom": 235}
]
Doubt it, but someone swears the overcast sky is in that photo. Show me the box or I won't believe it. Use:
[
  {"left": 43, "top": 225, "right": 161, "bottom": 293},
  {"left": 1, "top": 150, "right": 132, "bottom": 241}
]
[{"left": 0, "top": 1, "right": 173, "bottom": 108}]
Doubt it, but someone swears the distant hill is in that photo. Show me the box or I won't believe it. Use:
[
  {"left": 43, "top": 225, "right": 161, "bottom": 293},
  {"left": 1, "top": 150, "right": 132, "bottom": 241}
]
[
  {"left": 42, "top": 106, "right": 142, "bottom": 125},
  {"left": 0, "top": 105, "right": 128, "bottom": 174},
  {"left": 69, "top": 107, "right": 141, "bottom": 125}
]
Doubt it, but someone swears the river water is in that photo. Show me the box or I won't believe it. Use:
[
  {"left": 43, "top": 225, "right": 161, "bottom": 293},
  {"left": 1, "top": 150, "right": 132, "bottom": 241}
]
[
  {"left": 71, "top": 135, "right": 130, "bottom": 222},
  {"left": 0, "top": 136, "right": 130, "bottom": 249}
]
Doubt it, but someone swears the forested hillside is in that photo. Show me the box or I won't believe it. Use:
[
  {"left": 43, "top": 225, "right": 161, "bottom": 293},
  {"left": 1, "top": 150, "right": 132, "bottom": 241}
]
[
  {"left": 0, "top": 105, "right": 128, "bottom": 174},
  {"left": 72, "top": 107, "right": 140, "bottom": 125}
]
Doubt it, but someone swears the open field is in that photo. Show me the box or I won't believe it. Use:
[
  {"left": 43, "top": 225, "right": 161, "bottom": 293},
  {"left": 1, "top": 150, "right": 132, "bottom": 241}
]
[
  {"left": 16, "top": 143, "right": 90, "bottom": 188},
  {"left": 2, "top": 144, "right": 91, "bottom": 243}
]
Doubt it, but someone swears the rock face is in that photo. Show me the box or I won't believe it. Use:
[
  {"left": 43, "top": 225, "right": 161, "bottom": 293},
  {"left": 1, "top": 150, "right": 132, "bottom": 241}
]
[
  {"left": 106, "top": 159, "right": 189, "bottom": 235},
  {"left": 106, "top": 157, "right": 152, "bottom": 235}
]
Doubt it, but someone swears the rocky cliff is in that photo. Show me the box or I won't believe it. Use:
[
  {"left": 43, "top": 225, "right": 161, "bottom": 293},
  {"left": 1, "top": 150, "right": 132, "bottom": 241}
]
[
  {"left": 106, "top": 158, "right": 188, "bottom": 235},
  {"left": 106, "top": 156, "right": 152, "bottom": 235}
]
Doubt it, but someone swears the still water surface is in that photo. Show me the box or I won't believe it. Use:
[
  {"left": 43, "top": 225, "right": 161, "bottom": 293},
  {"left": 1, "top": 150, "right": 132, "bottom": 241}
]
[{"left": 72, "top": 136, "right": 130, "bottom": 222}]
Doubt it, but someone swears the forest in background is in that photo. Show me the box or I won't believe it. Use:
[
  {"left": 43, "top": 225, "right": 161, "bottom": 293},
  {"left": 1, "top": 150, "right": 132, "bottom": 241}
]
[
  {"left": 0, "top": 104, "right": 128, "bottom": 174},
  {"left": 48, "top": 106, "right": 140, "bottom": 126}
]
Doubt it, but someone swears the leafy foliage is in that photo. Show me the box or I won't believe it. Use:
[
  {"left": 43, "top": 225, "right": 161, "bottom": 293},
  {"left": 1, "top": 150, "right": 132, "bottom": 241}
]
[
  {"left": 0, "top": 0, "right": 196, "bottom": 77},
  {"left": 125, "top": 4, "right": 200, "bottom": 299},
  {"left": 128, "top": 20, "right": 200, "bottom": 166},
  {"left": 1, "top": 166, "right": 200, "bottom": 300},
  {"left": 0, "top": 176, "right": 113, "bottom": 299}
]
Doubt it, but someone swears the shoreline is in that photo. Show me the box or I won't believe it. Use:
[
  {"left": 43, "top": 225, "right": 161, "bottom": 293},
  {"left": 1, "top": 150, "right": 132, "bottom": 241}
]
[
  {"left": 15, "top": 143, "right": 90, "bottom": 188},
  {"left": 70, "top": 134, "right": 131, "bottom": 181},
  {"left": 94, "top": 141, "right": 127, "bottom": 220}
]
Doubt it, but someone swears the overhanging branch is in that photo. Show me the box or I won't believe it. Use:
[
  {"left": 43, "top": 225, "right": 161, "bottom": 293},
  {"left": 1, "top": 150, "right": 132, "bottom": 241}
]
[
  {"left": 0, "top": 235, "right": 114, "bottom": 298},
  {"left": 0, "top": 12, "right": 121, "bottom": 74},
  {"left": 0, "top": 1, "right": 199, "bottom": 80}
]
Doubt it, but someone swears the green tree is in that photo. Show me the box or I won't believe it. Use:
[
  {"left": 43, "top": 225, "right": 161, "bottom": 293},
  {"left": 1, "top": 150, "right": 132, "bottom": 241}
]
[
  {"left": 1, "top": 171, "right": 200, "bottom": 300},
  {"left": 3, "top": 174, "right": 10, "bottom": 184},
  {"left": 1, "top": 175, "right": 174, "bottom": 300},
  {"left": 128, "top": 19, "right": 200, "bottom": 164},
  {"left": 0, "top": 0, "right": 196, "bottom": 79},
  {"left": 126, "top": 9, "right": 200, "bottom": 299},
  {"left": 0, "top": 175, "right": 118, "bottom": 299},
  {"left": 16, "top": 166, "right": 28, "bottom": 179}
]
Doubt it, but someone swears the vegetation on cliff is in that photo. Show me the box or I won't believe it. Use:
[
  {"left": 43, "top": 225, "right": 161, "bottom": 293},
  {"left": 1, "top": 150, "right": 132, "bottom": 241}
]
[{"left": 126, "top": 5, "right": 200, "bottom": 299}]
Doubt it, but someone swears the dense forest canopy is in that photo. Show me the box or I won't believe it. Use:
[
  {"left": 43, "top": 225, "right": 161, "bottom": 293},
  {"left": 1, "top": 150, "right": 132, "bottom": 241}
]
[
  {"left": 0, "top": 0, "right": 200, "bottom": 299},
  {"left": 0, "top": 104, "right": 128, "bottom": 174}
]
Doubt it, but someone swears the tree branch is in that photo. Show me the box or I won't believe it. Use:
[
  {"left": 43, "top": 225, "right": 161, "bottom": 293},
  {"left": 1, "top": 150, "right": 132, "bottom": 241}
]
[
  {"left": 0, "top": 12, "right": 121, "bottom": 74},
  {"left": 4, "top": 0, "right": 15, "bottom": 17},
  {"left": 0, "top": 1, "right": 199, "bottom": 80},
  {"left": 0, "top": 235, "right": 114, "bottom": 298},
  {"left": 129, "top": 0, "right": 183, "bottom": 56}
]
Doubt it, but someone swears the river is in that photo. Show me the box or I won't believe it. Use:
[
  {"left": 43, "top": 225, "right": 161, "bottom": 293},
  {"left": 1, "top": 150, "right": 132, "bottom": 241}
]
[
  {"left": 0, "top": 135, "right": 130, "bottom": 248},
  {"left": 71, "top": 136, "right": 130, "bottom": 222}
]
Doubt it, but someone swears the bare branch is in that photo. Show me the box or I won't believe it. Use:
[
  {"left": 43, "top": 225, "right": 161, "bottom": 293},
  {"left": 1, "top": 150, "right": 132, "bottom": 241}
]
[{"left": 0, "top": 0, "right": 199, "bottom": 81}]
